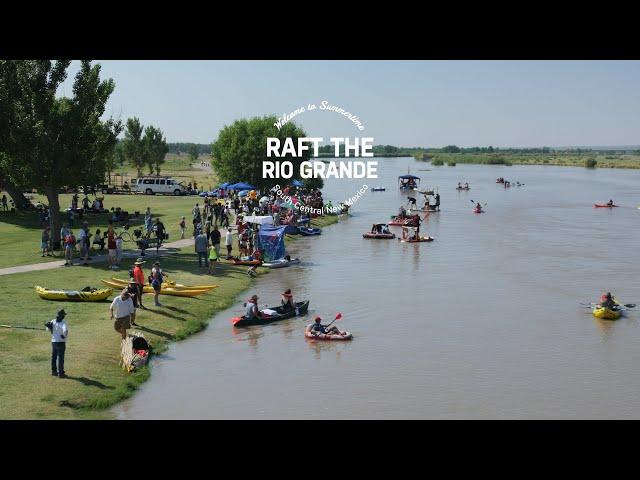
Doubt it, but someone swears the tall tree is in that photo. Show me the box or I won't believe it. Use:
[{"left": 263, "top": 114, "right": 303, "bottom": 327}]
[
  {"left": 0, "top": 60, "right": 121, "bottom": 245},
  {"left": 123, "top": 117, "right": 145, "bottom": 176},
  {"left": 211, "top": 116, "right": 308, "bottom": 190},
  {"left": 143, "top": 125, "right": 168, "bottom": 175},
  {"left": 188, "top": 143, "right": 199, "bottom": 164}
]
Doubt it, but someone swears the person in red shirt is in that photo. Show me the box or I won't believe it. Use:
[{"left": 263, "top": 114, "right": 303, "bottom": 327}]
[
  {"left": 107, "top": 226, "right": 117, "bottom": 269},
  {"left": 132, "top": 258, "right": 146, "bottom": 309}
]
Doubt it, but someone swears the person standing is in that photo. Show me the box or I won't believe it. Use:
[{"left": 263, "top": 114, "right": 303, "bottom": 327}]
[
  {"left": 41, "top": 226, "right": 51, "bottom": 257},
  {"left": 154, "top": 218, "right": 166, "bottom": 254},
  {"left": 179, "top": 216, "right": 186, "bottom": 239},
  {"left": 45, "top": 309, "right": 68, "bottom": 378},
  {"left": 1, "top": 194, "right": 7, "bottom": 211},
  {"left": 225, "top": 227, "right": 233, "bottom": 258},
  {"left": 195, "top": 229, "right": 209, "bottom": 268},
  {"left": 132, "top": 258, "right": 146, "bottom": 309},
  {"left": 115, "top": 234, "right": 123, "bottom": 268},
  {"left": 144, "top": 208, "right": 152, "bottom": 233},
  {"left": 211, "top": 225, "right": 221, "bottom": 258},
  {"left": 150, "top": 261, "right": 164, "bottom": 307},
  {"left": 107, "top": 226, "right": 117, "bottom": 269},
  {"left": 63, "top": 229, "right": 76, "bottom": 266},
  {"left": 110, "top": 289, "right": 136, "bottom": 340},
  {"left": 78, "top": 222, "right": 91, "bottom": 266}
]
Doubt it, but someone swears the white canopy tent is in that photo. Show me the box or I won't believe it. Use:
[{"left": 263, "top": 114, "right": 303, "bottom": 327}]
[{"left": 243, "top": 215, "right": 274, "bottom": 225}]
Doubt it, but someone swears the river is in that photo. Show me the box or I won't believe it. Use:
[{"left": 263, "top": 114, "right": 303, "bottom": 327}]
[{"left": 115, "top": 157, "right": 640, "bottom": 419}]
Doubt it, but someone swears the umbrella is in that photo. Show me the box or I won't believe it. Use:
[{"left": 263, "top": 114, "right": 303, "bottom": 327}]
[
  {"left": 291, "top": 179, "right": 303, "bottom": 187},
  {"left": 229, "top": 182, "right": 256, "bottom": 190}
]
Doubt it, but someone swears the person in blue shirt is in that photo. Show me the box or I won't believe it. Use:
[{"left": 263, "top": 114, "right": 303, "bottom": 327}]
[{"left": 310, "top": 316, "right": 340, "bottom": 335}]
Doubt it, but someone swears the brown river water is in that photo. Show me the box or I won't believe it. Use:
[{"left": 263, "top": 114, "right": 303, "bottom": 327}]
[{"left": 115, "top": 157, "right": 640, "bottom": 419}]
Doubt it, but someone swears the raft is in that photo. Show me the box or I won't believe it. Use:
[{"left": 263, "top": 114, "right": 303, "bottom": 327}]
[
  {"left": 389, "top": 215, "right": 420, "bottom": 226},
  {"left": 399, "top": 236, "right": 434, "bottom": 243},
  {"left": 363, "top": 232, "right": 396, "bottom": 239},
  {"left": 593, "top": 306, "right": 622, "bottom": 320},
  {"left": 305, "top": 324, "right": 353, "bottom": 341},
  {"left": 121, "top": 331, "right": 150, "bottom": 373},
  {"left": 232, "top": 300, "right": 310, "bottom": 327},
  {"left": 36, "top": 286, "right": 113, "bottom": 302},
  {"left": 100, "top": 279, "right": 209, "bottom": 297},
  {"left": 262, "top": 258, "right": 301, "bottom": 268}
]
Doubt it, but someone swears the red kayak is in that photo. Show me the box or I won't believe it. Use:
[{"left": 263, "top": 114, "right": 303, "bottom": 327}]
[
  {"left": 594, "top": 204, "right": 618, "bottom": 208},
  {"left": 473, "top": 208, "right": 484, "bottom": 214}
]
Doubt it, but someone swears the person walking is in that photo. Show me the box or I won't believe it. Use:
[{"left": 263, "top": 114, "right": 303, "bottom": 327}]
[
  {"left": 195, "top": 229, "right": 209, "bottom": 268},
  {"left": 110, "top": 289, "right": 136, "bottom": 340},
  {"left": 132, "top": 258, "right": 146, "bottom": 309},
  {"left": 224, "top": 227, "right": 233, "bottom": 258},
  {"left": 45, "top": 309, "right": 68, "bottom": 378},
  {"left": 41, "top": 226, "right": 51, "bottom": 257},
  {"left": 211, "top": 225, "right": 221, "bottom": 258}
]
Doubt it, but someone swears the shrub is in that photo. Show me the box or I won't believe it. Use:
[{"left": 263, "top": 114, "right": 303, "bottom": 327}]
[
  {"left": 431, "top": 159, "right": 444, "bottom": 166},
  {"left": 447, "top": 161, "right": 456, "bottom": 166},
  {"left": 584, "top": 158, "right": 597, "bottom": 168}
]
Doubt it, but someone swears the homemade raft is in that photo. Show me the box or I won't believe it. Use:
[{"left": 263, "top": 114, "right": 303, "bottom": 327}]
[{"left": 120, "top": 331, "right": 150, "bottom": 373}]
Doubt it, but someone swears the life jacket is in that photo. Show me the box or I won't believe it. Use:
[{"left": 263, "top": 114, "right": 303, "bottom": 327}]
[{"left": 65, "top": 234, "right": 76, "bottom": 246}]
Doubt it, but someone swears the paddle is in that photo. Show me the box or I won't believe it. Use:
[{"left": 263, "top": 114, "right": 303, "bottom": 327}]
[
  {"left": 580, "top": 302, "right": 635, "bottom": 308},
  {"left": 470, "top": 200, "right": 487, "bottom": 207},
  {"left": 0, "top": 324, "right": 47, "bottom": 331}
]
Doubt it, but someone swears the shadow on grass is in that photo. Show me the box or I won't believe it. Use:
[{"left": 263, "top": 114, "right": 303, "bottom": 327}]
[
  {"left": 136, "top": 325, "right": 173, "bottom": 339},
  {"left": 66, "top": 376, "right": 115, "bottom": 390}
]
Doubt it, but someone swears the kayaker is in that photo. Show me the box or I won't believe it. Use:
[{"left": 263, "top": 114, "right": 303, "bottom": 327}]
[
  {"left": 245, "top": 295, "right": 263, "bottom": 320},
  {"left": 281, "top": 289, "right": 294, "bottom": 310},
  {"left": 464, "top": 182, "right": 469, "bottom": 189},
  {"left": 600, "top": 292, "right": 616, "bottom": 309},
  {"left": 407, "top": 197, "right": 417, "bottom": 209},
  {"left": 310, "top": 316, "right": 340, "bottom": 335},
  {"left": 607, "top": 199, "right": 614, "bottom": 206},
  {"left": 45, "top": 309, "right": 68, "bottom": 378},
  {"left": 457, "top": 182, "right": 462, "bottom": 188},
  {"left": 475, "top": 202, "right": 482, "bottom": 211}
]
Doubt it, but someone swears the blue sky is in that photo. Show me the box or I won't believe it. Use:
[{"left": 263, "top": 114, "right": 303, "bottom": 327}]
[{"left": 58, "top": 61, "right": 640, "bottom": 148}]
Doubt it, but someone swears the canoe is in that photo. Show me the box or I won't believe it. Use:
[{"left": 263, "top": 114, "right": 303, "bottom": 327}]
[
  {"left": 593, "top": 306, "right": 622, "bottom": 320},
  {"left": 36, "top": 286, "right": 113, "bottom": 302},
  {"left": 594, "top": 204, "right": 618, "bottom": 208},
  {"left": 100, "top": 279, "right": 209, "bottom": 297},
  {"left": 399, "top": 236, "right": 434, "bottom": 243},
  {"left": 298, "top": 227, "right": 321, "bottom": 236},
  {"left": 231, "top": 300, "right": 310, "bottom": 327},
  {"left": 456, "top": 187, "right": 470, "bottom": 191},
  {"left": 229, "top": 258, "right": 262, "bottom": 266},
  {"left": 363, "top": 232, "right": 395, "bottom": 239},
  {"left": 108, "top": 277, "right": 219, "bottom": 291},
  {"left": 304, "top": 324, "right": 353, "bottom": 341},
  {"left": 262, "top": 258, "right": 301, "bottom": 269}
]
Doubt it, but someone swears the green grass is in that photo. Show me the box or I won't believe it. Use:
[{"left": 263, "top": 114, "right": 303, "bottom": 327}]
[{"left": 0, "top": 248, "right": 257, "bottom": 419}]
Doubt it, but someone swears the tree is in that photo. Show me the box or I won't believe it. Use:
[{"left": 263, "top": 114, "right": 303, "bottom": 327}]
[
  {"left": 123, "top": 117, "right": 145, "bottom": 176},
  {"left": 442, "top": 145, "right": 461, "bottom": 153},
  {"left": 143, "top": 125, "right": 168, "bottom": 176},
  {"left": 211, "top": 116, "right": 309, "bottom": 190},
  {"left": 188, "top": 143, "right": 199, "bottom": 164},
  {"left": 0, "top": 60, "right": 121, "bottom": 245}
]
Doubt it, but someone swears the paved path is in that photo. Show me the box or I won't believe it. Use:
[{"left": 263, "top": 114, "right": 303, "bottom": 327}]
[{"left": 0, "top": 237, "right": 196, "bottom": 277}]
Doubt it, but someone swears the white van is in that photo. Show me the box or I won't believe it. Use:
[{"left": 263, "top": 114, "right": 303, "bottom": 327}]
[{"left": 134, "top": 177, "right": 186, "bottom": 195}]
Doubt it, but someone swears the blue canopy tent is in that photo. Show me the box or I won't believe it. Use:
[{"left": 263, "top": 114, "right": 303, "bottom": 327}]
[
  {"left": 256, "top": 225, "right": 287, "bottom": 261},
  {"left": 218, "top": 182, "right": 231, "bottom": 189},
  {"left": 228, "top": 182, "right": 256, "bottom": 190},
  {"left": 291, "top": 179, "right": 303, "bottom": 187}
]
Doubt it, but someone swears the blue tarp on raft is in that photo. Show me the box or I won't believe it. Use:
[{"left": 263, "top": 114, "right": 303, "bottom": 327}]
[{"left": 256, "top": 225, "right": 287, "bottom": 261}]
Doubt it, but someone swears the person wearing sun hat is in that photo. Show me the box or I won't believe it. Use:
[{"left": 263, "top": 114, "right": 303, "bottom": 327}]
[
  {"left": 245, "top": 294, "right": 263, "bottom": 321},
  {"left": 132, "top": 258, "right": 146, "bottom": 309},
  {"left": 45, "top": 309, "right": 68, "bottom": 378},
  {"left": 281, "top": 289, "right": 294, "bottom": 310}
]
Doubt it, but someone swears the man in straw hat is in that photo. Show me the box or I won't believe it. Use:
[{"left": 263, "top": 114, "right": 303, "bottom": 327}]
[
  {"left": 45, "top": 309, "right": 68, "bottom": 378},
  {"left": 132, "top": 258, "right": 147, "bottom": 309},
  {"left": 244, "top": 294, "right": 263, "bottom": 321},
  {"left": 110, "top": 289, "right": 136, "bottom": 340}
]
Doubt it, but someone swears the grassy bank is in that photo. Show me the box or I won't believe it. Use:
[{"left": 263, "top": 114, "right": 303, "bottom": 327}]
[
  {"left": 419, "top": 152, "right": 640, "bottom": 169},
  {"left": 0, "top": 248, "right": 257, "bottom": 419}
]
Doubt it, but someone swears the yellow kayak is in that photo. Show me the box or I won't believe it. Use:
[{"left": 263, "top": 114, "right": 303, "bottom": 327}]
[
  {"left": 100, "top": 280, "right": 209, "bottom": 297},
  {"left": 593, "top": 306, "right": 622, "bottom": 320},
  {"left": 36, "top": 286, "right": 113, "bottom": 302},
  {"left": 108, "top": 277, "right": 219, "bottom": 292}
]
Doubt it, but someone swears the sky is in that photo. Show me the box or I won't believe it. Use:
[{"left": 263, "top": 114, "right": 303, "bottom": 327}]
[{"left": 58, "top": 60, "right": 640, "bottom": 148}]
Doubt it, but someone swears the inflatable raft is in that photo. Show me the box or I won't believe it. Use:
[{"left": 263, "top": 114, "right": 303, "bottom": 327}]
[
  {"left": 262, "top": 258, "right": 301, "bottom": 269},
  {"left": 399, "top": 236, "right": 434, "bottom": 243},
  {"left": 36, "top": 286, "right": 113, "bottom": 302},
  {"left": 304, "top": 324, "right": 353, "bottom": 341}
]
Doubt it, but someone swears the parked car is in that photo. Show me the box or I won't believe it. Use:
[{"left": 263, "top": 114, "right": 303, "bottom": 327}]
[{"left": 133, "top": 177, "right": 186, "bottom": 195}]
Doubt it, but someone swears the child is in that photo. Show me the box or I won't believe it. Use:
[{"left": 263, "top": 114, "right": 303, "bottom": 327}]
[
  {"left": 179, "top": 216, "right": 186, "bottom": 239},
  {"left": 208, "top": 243, "right": 218, "bottom": 275},
  {"left": 63, "top": 230, "right": 76, "bottom": 266}
]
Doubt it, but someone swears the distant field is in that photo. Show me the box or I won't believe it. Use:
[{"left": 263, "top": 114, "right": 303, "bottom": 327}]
[{"left": 417, "top": 152, "right": 640, "bottom": 169}]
